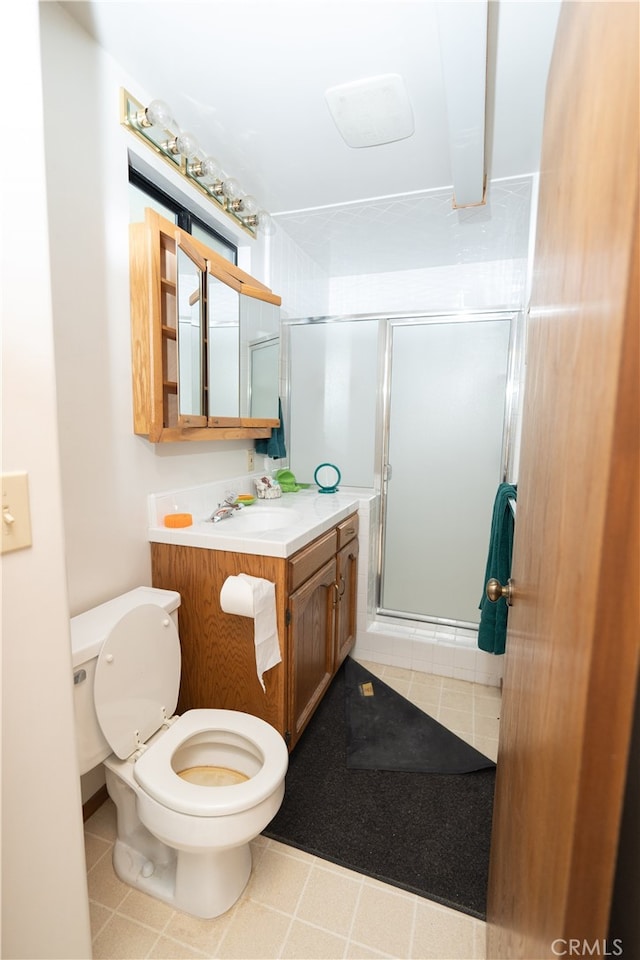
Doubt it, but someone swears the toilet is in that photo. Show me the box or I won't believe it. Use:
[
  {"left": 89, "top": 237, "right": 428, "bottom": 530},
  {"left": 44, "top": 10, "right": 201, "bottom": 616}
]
[{"left": 70, "top": 586, "right": 288, "bottom": 919}]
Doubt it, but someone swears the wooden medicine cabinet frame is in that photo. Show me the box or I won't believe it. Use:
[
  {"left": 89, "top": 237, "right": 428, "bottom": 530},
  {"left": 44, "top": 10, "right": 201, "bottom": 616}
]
[{"left": 129, "top": 207, "right": 281, "bottom": 442}]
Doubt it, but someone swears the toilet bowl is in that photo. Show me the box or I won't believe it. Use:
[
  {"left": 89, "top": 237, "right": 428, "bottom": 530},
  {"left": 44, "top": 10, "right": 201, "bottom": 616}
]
[{"left": 70, "top": 587, "right": 288, "bottom": 918}]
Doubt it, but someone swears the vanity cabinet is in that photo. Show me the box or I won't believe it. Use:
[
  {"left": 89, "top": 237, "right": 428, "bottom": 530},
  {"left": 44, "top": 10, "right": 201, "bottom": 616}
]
[
  {"left": 129, "top": 207, "right": 281, "bottom": 442},
  {"left": 150, "top": 512, "right": 358, "bottom": 749}
]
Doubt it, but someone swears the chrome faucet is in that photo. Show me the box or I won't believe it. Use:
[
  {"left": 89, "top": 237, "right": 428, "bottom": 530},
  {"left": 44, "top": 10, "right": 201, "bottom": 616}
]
[
  {"left": 208, "top": 492, "right": 241, "bottom": 523},
  {"left": 209, "top": 505, "right": 237, "bottom": 523}
]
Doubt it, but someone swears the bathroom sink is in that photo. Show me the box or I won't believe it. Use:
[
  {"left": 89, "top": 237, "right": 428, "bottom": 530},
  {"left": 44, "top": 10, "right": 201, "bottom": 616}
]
[
  {"left": 150, "top": 488, "right": 364, "bottom": 558},
  {"left": 228, "top": 507, "right": 302, "bottom": 532}
]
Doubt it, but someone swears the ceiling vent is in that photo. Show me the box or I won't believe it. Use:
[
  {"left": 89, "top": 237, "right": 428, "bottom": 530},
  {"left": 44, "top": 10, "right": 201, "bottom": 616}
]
[{"left": 324, "top": 73, "right": 415, "bottom": 148}]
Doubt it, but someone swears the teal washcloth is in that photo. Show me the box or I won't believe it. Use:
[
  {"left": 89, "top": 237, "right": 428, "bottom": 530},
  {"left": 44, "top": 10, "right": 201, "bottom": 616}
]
[
  {"left": 477, "top": 483, "right": 517, "bottom": 655},
  {"left": 255, "top": 398, "right": 287, "bottom": 460}
]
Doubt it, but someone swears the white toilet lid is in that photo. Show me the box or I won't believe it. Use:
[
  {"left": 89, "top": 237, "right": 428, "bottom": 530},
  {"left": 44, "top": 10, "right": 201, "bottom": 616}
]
[{"left": 94, "top": 603, "right": 181, "bottom": 760}]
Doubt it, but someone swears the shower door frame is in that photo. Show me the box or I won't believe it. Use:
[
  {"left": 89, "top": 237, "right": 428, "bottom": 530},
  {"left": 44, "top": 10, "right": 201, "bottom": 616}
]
[{"left": 376, "top": 309, "right": 522, "bottom": 631}]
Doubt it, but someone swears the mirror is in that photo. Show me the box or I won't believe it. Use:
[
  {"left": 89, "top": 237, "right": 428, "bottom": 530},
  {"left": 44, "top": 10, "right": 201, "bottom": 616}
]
[
  {"left": 240, "top": 295, "right": 280, "bottom": 419},
  {"left": 207, "top": 273, "right": 240, "bottom": 417},
  {"left": 177, "top": 243, "right": 206, "bottom": 421},
  {"left": 249, "top": 337, "right": 280, "bottom": 417},
  {"left": 205, "top": 280, "right": 280, "bottom": 421}
]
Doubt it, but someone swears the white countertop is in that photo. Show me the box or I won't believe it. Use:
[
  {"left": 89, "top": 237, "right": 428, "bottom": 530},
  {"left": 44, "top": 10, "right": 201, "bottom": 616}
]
[{"left": 148, "top": 489, "right": 370, "bottom": 558}]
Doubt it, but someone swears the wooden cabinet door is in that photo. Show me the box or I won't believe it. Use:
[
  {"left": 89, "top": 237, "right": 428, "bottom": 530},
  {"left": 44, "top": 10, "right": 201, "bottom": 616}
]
[
  {"left": 288, "top": 557, "right": 337, "bottom": 746},
  {"left": 150, "top": 542, "right": 288, "bottom": 735},
  {"left": 335, "top": 538, "right": 358, "bottom": 669}
]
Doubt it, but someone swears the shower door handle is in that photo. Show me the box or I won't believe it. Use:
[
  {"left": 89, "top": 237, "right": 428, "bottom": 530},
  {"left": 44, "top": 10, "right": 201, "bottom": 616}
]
[{"left": 486, "top": 578, "right": 514, "bottom": 606}]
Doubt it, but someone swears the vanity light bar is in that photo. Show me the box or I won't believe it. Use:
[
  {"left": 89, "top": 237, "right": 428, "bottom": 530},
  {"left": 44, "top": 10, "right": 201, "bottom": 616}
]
[{"left": 120, "top": 89, "right": 274, "bottom": 239}]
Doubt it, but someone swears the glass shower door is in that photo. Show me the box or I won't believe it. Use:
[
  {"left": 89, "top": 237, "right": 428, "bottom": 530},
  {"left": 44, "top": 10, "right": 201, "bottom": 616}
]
[{"left": 380, "top": 315, "right": 514, "bottom": 626}]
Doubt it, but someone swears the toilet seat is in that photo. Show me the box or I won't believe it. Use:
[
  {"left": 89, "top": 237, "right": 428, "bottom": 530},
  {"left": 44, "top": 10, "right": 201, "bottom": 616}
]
[{"left": 133, "top": 709, "right": 288, "bottom": 818}]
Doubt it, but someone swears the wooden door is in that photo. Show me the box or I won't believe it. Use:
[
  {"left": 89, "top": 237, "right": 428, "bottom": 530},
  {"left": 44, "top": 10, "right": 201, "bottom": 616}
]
[
  {"left": 288, "top": 557, "right": 337, "bottom": 746},
  {"left": 486, "top": 5, "right": 639, "bottom": 958}
]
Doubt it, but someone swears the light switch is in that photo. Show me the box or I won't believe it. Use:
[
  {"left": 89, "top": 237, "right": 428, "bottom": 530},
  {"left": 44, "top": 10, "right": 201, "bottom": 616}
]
[{"left": 2, "top": 472, "right": 32, "bottom": 554}]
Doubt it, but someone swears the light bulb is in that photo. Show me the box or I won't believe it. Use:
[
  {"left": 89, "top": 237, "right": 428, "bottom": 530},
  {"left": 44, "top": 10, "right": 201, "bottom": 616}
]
[
  {"left": 256, "top": 211, "right": 276, "bottom": 236},
  {"left": 145, "top": 99, "right": 173, "bottom": 128},
  {"left": 240, "top": 195, "right": 259, "bottom": 217},
  {"left": 190, "top": 156, "right": 222, "bottom": 181},
  {"left": 175, "top": 131, "right": 200, "bottom": 160},
  {"left": 222, "top": 178, "right": 242, "bottom": 202}
]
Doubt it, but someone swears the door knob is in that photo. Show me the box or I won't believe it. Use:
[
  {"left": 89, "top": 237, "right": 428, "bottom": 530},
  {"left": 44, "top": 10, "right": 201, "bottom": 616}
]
[{"left": 486, "top": 578, "right": 514, "bottom": 606}]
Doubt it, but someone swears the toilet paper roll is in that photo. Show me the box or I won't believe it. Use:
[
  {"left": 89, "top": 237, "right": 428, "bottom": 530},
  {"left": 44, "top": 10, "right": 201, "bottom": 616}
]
[{"left": 220, "top": 575, "right": 282, "bottom": 692}]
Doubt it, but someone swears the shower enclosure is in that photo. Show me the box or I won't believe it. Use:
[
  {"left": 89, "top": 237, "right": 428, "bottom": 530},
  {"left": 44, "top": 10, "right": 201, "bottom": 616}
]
[
  {"left": 379, "top": 313, "right": 517, "bottom": 627},
  {"left": 286, "top": 310, "right": 519, "bottom": 631}
]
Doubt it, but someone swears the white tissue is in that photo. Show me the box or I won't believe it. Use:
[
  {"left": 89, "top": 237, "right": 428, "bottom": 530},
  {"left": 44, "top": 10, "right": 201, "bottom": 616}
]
[{"left": 219, "top": 574, "right": 282, "bottom": 691}]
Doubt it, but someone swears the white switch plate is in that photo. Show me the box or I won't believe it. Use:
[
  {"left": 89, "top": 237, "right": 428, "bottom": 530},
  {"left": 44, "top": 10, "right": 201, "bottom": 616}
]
[
  {"left": 1, "top": 472, "right": 32, "bottom": 554},
  {"left": 247, "top": 449, "right": 255, "bottom": 472}
]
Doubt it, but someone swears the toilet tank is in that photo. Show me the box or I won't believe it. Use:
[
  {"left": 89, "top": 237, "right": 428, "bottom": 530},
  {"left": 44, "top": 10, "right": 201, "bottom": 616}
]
[{"left": 70, "top": 587, "right": 181, "bottom": 775}]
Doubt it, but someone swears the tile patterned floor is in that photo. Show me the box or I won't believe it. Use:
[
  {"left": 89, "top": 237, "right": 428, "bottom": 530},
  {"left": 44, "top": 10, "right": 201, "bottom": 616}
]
[{"left": 84, "top": 661, "right": 501, "bottom": 959}]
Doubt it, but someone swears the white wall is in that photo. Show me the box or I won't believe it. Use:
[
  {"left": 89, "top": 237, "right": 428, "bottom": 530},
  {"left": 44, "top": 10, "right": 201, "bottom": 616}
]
[
  {"left": 0, "top": 2, "right": 92, "bottom": 957},
  {"left": 325, "top": 176, "right": 532, "bottom": 316},
  {"left": 268, "top": 219, "right": 331, "bottom": 320},
  {"left": 329, "top": 257, "right": 528, "bottom": 316}
]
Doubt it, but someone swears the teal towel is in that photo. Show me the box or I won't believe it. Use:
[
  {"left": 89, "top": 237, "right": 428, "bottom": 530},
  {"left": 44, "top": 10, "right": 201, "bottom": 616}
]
[
  {"left": 255, "top": 398, "right": 287, "bottom": 460},
  {"left": 478, "top": 483, "right": 517, "bottom": 655}
]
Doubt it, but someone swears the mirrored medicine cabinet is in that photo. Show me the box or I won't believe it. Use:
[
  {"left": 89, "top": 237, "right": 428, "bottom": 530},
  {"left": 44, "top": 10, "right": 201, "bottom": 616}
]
[{"left": 129, "top": 207, "right": 281, "bottom": 442}]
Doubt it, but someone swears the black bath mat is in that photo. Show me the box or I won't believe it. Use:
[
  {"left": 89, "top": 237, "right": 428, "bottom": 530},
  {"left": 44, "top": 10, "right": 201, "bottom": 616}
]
[
  {"left": 263, "top": 659, "right": 496, "bottom": 919},
  {"left": 345, "top": 657, "right": 496, "bottom": 773}
]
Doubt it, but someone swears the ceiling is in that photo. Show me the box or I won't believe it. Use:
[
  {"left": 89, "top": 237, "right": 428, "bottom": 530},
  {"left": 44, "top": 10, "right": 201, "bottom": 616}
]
[{"left": 60, "top": 0, "right": 562, "bottom": 275}]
